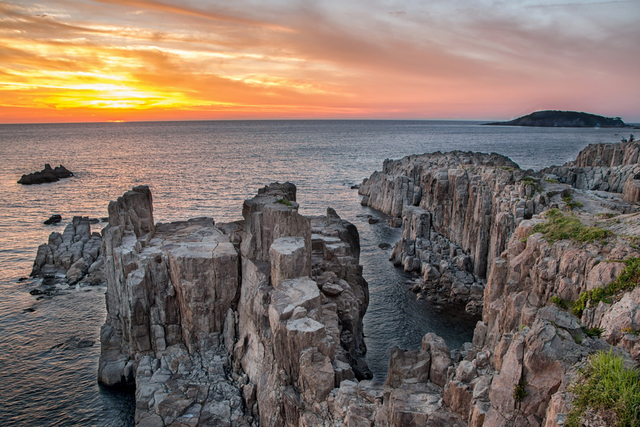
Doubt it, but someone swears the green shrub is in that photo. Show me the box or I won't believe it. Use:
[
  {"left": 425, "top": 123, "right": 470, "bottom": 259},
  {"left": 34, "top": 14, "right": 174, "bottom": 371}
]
[
  {"left": 622, "top": 327, "right": 640, "bottom": 336},
  {"left": 583, "top": 327, "right": 604, "bottom": 338},
  {"left": 518, "top": 177, "right": 543, "bottom": 193},
  {"left": 533, "top": 209, "right": 612, "bottom": 245},
  {"left": 597, "top": 212, "right": 620, "bottom": 219},
  {"left": 275, "top": 198, "right": 293, "bottom": 207},
  {"left": 562, "top": 194, "right": 583, "bottom": 210},
  {"left": 572, "top": 258, "right": 640, "bottom": 317},
  {"left": 513, "top": 379, "right": 527, "bottom": 403},
  {"left": 550, "top": 295, "right": 570, "bottom": 310},
  {"left": 566, "top": 350, "right": 640, "bottom": 427}
]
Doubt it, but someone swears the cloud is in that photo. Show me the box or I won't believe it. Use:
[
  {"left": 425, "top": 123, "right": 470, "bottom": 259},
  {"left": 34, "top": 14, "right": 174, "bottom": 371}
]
[{"left": 0, "top": 0, "right": 638, "bottom": 122}]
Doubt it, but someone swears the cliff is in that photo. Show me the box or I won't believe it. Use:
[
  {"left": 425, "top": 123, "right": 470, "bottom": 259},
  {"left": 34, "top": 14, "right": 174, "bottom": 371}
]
[
  {"left": 357, "top": 141, "right": 640, "bottom": 426},
  {"left": 485, "top": 110, "right": 627, "bottom": 128}
]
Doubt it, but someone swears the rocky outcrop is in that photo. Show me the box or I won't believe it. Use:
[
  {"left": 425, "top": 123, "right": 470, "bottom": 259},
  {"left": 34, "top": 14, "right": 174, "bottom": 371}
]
[
  {"left": 567, "top": 140, "right": 640, "bottom": 168},
  {"left": 31, "top": 215, "right": 103, "bottom": 286},
  {"left": 357, "top": 143, "right": 640, "bottom": 426},
  {"left": 18, "top": 163, "right": 73, "bottom": 185},
  {"left": 543, "top": 140, "right": 640, "bottom": 202},
  {"left": 97, "top": 183, "right": 378, "bottom": 426},
  {"left": 359, "top": 151, "right": 547, "bottom": 312},
  {"left": 92, "top": 136, "right": 640, "bottom": 426}
]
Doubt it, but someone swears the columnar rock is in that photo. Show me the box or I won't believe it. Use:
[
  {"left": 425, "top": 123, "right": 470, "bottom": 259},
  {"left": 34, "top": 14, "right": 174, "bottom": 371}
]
[
  {"left": 97, "top": 183, "right": 376, "bottom": 426},
  {"left": 360, "top": 151, "right": 537, "bottom": 280},
  {"left": 356, "top": 142, "right": 640, "bottom": 427},
  {"left": 92, "top": 136, "right": 640, "bottom": 427},
  {"left": 543, "top": 140, "right": 640, "bottom": 202},
  {"left": 31, "top": 215, "right": 103, "bottom": 285},
  {"left": 234, "top": 184, "right": 372, "bottom": 427}
]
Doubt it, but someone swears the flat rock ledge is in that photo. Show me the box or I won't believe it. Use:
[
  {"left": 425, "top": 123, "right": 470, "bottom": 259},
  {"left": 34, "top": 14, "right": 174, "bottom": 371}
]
[{"left": 18, "top": 163, "right": 73, "bottom": 185}]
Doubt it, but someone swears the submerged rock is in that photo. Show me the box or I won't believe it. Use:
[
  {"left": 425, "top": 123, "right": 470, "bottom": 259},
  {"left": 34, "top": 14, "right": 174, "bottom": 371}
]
[{"left": 44, "top": 214, "right": 62, "bottom": 225}]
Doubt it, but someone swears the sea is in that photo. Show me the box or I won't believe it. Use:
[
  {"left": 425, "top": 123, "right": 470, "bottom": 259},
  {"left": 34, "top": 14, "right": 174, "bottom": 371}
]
[{"left": 0, "top": 120, "right": 631, "bottom": 426}]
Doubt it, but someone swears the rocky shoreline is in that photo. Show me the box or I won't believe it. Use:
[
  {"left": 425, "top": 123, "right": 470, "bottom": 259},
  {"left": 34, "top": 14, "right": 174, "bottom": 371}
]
[{"left": 28, "top": 140, "right": 640, "bottom": 426}]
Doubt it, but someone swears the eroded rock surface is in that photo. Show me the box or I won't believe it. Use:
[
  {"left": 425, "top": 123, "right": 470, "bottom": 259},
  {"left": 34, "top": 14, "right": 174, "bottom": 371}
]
[
  {"left": 31, "top": 215, "right": 104, "bottom": 287},
  {"left": 90, "top": 138, "right": 640, "bottom": 427},
  {"left": 98, "top": 184, "right": 379, "bottom": 426},
  {"left": 356, "top": 141, "right": 640, "bottom": 426}
]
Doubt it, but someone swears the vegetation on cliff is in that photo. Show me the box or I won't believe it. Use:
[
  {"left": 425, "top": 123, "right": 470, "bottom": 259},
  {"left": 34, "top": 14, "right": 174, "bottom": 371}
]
[
  {"left": 566, "top": 350, "right": 640, "bottom": 427},
  {"left": 485, "top": 110, "right": 627, "bottom": 128},
  {"left": 572, "top": 257, "right": 640, "bottom": 317},
  {"left": 532, "top": 209, "right": 612, "bottom": 245}
]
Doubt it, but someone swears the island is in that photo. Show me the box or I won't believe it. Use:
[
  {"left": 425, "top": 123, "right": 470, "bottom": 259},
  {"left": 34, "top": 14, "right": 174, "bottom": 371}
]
[{"left": 484, "top": 110, "right": 627, "bottom": 128}]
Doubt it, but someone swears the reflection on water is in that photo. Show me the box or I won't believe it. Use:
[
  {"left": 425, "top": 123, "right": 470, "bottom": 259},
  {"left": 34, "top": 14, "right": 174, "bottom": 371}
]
[{"left": 0, "top": 120, "right": 621, "bottom": 425}]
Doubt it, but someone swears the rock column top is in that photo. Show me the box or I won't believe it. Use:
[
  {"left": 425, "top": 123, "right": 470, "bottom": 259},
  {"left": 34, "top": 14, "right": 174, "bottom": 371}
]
[
  {"left": 270, "top": 236, "right": 310, "bottom": 288},
  {"left": 107, "top": 185, "right": 155, "bottom": 238}
]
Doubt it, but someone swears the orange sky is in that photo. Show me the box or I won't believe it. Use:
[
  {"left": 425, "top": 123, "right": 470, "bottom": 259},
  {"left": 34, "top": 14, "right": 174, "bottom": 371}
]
[{"left": 1, "top": 0, "right": 639, "bottom": 123}]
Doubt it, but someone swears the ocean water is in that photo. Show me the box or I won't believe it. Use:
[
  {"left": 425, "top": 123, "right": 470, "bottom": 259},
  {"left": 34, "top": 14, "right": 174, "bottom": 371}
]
[{"left": 0, "top": 120, "right": 627, "bottom": 426}]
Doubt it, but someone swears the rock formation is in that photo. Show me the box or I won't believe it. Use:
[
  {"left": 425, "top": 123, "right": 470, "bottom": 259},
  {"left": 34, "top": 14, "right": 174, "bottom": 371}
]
[
  {"left": 31, "top": 215, "right": 104, "bottom": 287},
  {"left": 18, "top": 163, "right": 73, "bottom": 185},
  {"left": 356, "top": 140, "right": 640, "bottom": 426},
  {"left": 543, "top": 139, "right": 640, "bottom": 202},
  {"left": 97, "top": 183, "right": 377, "bottom": 426}
]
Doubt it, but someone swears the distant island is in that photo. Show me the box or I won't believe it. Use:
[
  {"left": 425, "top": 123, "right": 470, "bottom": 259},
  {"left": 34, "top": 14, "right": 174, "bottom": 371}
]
[{"left": 485, "top": 110, "right": 627, "bottom": 128}]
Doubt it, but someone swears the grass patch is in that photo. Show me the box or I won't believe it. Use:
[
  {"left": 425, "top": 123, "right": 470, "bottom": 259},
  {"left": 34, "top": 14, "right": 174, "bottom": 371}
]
[
  {"left": 622, "top": 327, "right": 640, "bottom": 336},
  {"left": 545, "top": 178, "right": 559, "bottom": 183},
  {"left": 566, "top": 350, "right": 640, "bottom": 427},
  {"left": 550, "top": 295, "right": 570, "bottom": 310},
  {"left": 572, "top": 257, "right": 640, "bottom": 317},
  {"left": 533, "top": 209, "right": 612, "bottom": 245},
  {"left": 518, "top": 176, "right": 543, "bottom": 193},
  {"left": 563, "top": 194, "right": 584, "bottom": 210},
  {"left": 275, "top": 198, "right": 293, "bottom": 207},
  {"left": 598, "top": 212, "right": 620, "bottom": 219}
]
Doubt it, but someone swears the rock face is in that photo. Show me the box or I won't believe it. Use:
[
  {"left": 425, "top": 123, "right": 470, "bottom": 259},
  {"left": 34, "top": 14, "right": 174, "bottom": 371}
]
[
  {"left": 543, "top": 140, "right": 640, "bottom": 202},
  {"left": 359, "top": 151, "right": 542, "bottom": 312},
  {"left": 18, "top": 163, "right": 73, "bottom": 185},
  {"left": 92, "top": 137, "right": 640, "bottom": 427}
]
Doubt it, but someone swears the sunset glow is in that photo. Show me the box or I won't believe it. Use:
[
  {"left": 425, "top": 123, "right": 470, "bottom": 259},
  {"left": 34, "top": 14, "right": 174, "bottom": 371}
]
[{"left": 0, "top": 0, "right": 639, "bottom": 123}]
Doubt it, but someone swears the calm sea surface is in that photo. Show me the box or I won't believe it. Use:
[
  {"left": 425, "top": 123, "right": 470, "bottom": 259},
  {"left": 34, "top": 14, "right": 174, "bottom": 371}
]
[{"left": 0, "top": 120, "right": 628, "bottom": 426}]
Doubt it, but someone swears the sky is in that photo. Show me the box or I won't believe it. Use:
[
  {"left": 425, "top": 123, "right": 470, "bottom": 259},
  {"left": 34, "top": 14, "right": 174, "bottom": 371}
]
[{"left": 0, "top": 0, "right": 639, "bottom": 123}]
